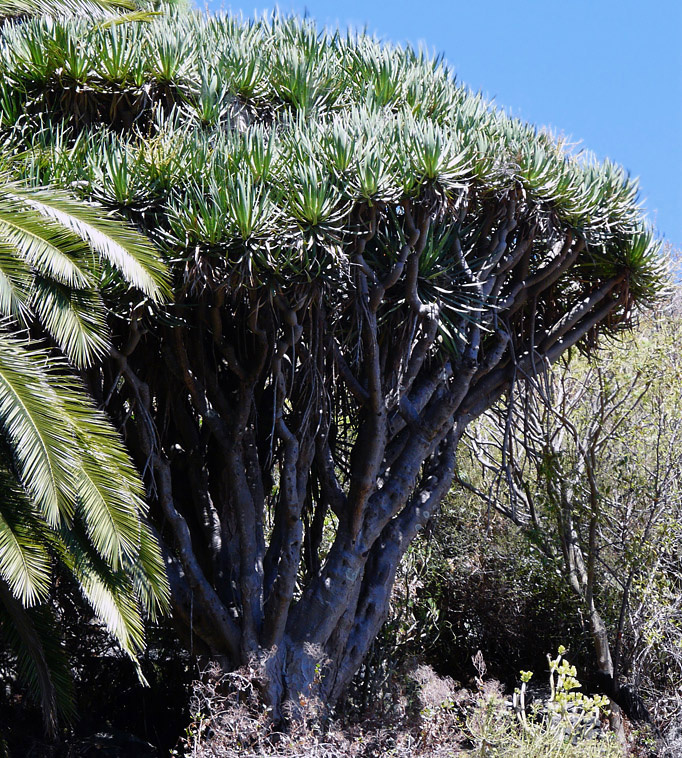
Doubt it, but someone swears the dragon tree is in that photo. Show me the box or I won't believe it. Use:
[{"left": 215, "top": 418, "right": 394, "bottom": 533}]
[{"left": 0, "top": 9, "right": 665, "bottom": 718}]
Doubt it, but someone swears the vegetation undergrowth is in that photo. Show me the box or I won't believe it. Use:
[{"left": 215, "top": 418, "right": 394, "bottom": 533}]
[{"left": 176, "top": 649, "right": 624, "bottom": 758}]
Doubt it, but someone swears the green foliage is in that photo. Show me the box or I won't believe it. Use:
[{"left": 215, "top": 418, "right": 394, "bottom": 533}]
[
  {"left": 0, "top": 179, "right": 168, "bottom": 366},
  {"left": 454, "top": 295, "right": 682, "bottom": 732},
  {"left": 0, "top": 315, "right": 169, "bottom": 731},
  {"left": 0, "top": 10, "right": 663, "bottom": 318},
  {"left": 467, "top": 687, "right": 620, "bottom": 758},
  {"left": 0, "top": 175, "right": 171, "bottom": 656},
  {"left": 544, "top": 650, "right": 610, "bottom": 718},
  {"left": 0, "top": 5, "right": 667, "bottom": 740},
  {"left": 0, "top": 9, "right": 172, "bottom": 731},
  {"left": 464, "top": 650, "right": 617, "bottom": 757}
]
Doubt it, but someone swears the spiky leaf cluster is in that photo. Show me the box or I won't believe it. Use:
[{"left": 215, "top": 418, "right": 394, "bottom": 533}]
[{"left": 0, "top": 10, "right": 664, "bottom": 324}]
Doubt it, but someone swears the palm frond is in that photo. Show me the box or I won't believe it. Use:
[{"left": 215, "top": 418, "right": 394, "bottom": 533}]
[
  {"left": 30, "top": 279, "right": 110, "bottom": 367},
  {"left": 54, "top": 525, "right": 147, "bottom": 659},
  {"left": 0, "top": 194, "right": 96, "bottom": 289},
  {"left": 3, "top": 182, "right": 170, "bottom": 302},
  {"left": 0, "top": 581, "right": 74, "bottom": 735},
  {"left": 0, "top": 467, "right": 51, "bottom": 606},
  {"left": 0, "top": 332, "right": 78, "bottom": 527},
  {"left": 125, "top": 521, "right": 169, "bottom": 621},
  {"left": 73, "top": 456, "right": 143, "bottom": 569},
  {"left": 0, "top": 240, "right": 32, "bottom": 319}
]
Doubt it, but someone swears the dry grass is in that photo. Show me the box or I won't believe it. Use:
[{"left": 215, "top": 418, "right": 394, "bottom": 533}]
[{"left": 174, "top": 662, "right": 626, "bottom": 758}]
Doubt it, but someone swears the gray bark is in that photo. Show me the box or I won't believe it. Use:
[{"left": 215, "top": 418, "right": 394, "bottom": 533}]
[{"left": 99, "top": 192, "right": 630, "bottom": 717}]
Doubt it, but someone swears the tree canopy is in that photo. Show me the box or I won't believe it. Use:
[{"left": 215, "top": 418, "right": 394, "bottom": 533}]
[{"left": 0, "top": 12, "right": 662, "bottom": 298}]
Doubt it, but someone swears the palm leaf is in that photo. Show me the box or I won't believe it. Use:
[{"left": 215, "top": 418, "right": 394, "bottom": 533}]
[
  {"left": 122, "top": 521, "right": 169, "bottom": 621},
  {"left": 0, "top": 195, "right": 96, "bottom": 289},
  {"left": 73, "top": 456, "right": 143, "bottom": 570},
  {"left": 2, "top": 182, "right": 170, "bottom": 302},
  {"left": 54, "top": 525, "right": 147, "bottom": 659},
  {"left": 0, "top": 466, "right": 51, "bottom": 606},
  {"left": 0, "top": 332, "right": 78, "bottom": 527},
  {"left": 54, "top": 371, "right": 169, "bottom": 608},
  {"left": 0, "top": 240, "right": 32, "bottom": 319},
  {"left": 30, "top": 278, "right": 110, "bottom": 367}
]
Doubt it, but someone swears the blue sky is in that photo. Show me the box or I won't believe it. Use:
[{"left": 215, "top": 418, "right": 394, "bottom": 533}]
[{"left": 205, "top": 0, "right": 682, "bottom": 250}]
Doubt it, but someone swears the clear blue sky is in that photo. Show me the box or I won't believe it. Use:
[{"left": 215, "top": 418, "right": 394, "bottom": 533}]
[{"left": 204, "top": 0, "right": 682, "bottom": 251}]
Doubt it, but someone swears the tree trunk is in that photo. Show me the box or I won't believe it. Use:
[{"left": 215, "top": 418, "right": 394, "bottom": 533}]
[
  {"left": 96, "top": 199, "right": 627, "bottom": 721},
  {"left": 556, "top": 480, "right": 627, "bottom": 744}
]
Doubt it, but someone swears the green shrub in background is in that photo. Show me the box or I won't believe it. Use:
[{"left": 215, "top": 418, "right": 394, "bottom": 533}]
[
  {"left": 369, "top": 298, "right": 682, "bottom": 753},
  {"left": 465, "top": 648, "right": 617, "bottom": 758},
  {"left": 460, "top": 302, "right": 682, "bottom": 727}
]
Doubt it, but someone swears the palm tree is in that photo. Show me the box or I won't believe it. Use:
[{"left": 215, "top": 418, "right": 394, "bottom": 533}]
[
  {"left": 0, "top": 163, "right": 170, "bottom": 732},
  {"left": 0, "top": 0, "right": 174, "bottom": 730}
]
